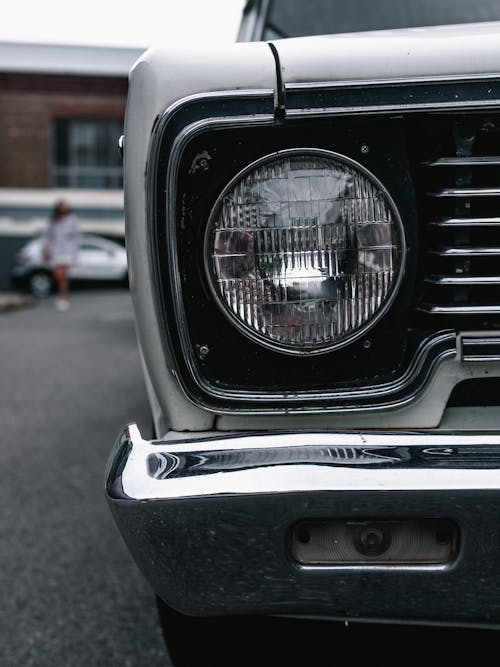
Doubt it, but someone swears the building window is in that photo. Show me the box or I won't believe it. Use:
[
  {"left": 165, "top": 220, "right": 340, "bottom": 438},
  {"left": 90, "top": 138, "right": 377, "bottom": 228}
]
[{"left": 52, "top": 118, "right": 123, "bottom": 189}]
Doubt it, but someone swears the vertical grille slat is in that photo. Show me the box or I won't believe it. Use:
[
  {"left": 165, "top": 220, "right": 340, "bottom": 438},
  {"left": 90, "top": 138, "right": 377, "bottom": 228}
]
[{"left": 417, "top": 114, "right": 500, "bottom": 320}]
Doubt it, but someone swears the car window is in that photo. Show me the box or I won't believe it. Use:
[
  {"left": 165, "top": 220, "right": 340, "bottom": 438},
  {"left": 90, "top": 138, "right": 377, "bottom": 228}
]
[
  {"left": 80, "top": 242, "right": 107, "bottom": 252},
  {"left": 264, "top": 0, "right": 500, "bottom": 39}
]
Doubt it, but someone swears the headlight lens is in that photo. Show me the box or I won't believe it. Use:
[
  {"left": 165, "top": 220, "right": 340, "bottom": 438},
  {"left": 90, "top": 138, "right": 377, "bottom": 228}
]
[{"left": 205, "top": 149, "right": 405, "bottom": 355}]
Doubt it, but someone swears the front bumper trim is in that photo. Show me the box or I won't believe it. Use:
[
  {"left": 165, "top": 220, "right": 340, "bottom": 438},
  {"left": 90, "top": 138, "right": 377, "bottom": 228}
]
[
  {"left": 107, "top": 423, "right": 500, "bottom": 501},
  {"left": 105, "top": 423, "right": 500, "bottom": 625}
]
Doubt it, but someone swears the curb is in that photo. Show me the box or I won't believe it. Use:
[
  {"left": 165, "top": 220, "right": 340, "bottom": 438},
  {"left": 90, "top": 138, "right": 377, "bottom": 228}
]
[{"left": 0, "top": 292, "right": 36, "bottom": 313}]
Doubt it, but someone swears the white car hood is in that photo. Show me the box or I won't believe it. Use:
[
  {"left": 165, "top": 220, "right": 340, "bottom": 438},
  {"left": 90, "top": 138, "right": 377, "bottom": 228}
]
[{"left": 272, "top": 20, "right": 500, "bottom": 86}]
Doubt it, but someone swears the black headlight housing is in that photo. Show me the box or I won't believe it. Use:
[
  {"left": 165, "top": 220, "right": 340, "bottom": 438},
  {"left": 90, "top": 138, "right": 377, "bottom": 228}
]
[{"left": 150, "top": 80, "right": 500, "bottom": 413}]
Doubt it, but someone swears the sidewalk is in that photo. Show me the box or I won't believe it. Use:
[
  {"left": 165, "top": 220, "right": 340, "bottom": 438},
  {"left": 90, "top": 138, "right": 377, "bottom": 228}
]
[{"left": 0, "top": 291, "right": 36, "bottom": 313}]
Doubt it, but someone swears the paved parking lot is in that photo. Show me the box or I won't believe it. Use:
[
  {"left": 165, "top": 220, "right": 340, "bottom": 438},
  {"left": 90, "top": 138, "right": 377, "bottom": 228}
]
[{"left": 0, "top": 290, "right": 171, "bottom": 667}]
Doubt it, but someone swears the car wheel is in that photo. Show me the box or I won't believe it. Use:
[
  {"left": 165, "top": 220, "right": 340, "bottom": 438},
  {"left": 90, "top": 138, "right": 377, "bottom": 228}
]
[{"left": 28, "top": 270, "right": 53, "bottom": 298}]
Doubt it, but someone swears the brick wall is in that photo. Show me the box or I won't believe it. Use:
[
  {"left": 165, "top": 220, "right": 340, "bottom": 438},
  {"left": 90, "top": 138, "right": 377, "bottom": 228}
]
[{"left": 0, "top": 73, "right": 127, "bottom": 188}]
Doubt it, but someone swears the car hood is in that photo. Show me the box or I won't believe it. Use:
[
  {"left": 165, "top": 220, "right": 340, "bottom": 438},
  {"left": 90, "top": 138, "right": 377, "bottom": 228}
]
[{"left": 271, "top": 20, "right": 500, "bottom": 86}]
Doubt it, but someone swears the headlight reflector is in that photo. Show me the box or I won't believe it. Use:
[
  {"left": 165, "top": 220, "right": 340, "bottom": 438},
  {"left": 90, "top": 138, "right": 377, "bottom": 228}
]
[{"left": 205, "top": 149, "right": 405, "bottom": 355}]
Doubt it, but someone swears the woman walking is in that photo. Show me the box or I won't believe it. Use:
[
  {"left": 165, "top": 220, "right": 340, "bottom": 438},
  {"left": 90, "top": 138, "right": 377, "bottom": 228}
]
[{"left": 42, "top": 199, "right": 80, "bottom": 311}]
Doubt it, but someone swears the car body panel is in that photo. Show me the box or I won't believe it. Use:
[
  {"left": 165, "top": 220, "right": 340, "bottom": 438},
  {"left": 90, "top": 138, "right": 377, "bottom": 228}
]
[
  {"left": 123, "top": 29, "right": 500, "bottom": 433},
  {"left": 124, "top": 41, "right": 277, "bottom": 431},
  {"left": 272, "top": 21, "right": 500, "bottom": 88},
  {"left": 107, "top": 422, "right": 500, "bottom": 624},
  {"left": 11, "top": 233, "right": 127, "bottom": 287},
  {"left": 72, "top": 237, "right": 126, "bottom": 280},
  {"left": 106, "top": 6, "right": 500, "bottom": 637}
]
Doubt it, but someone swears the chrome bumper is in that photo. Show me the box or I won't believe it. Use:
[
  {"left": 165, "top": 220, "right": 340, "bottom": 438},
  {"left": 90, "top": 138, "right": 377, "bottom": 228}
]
[{"left": 105, "top": 423, "right": 500, "bottom": 626}]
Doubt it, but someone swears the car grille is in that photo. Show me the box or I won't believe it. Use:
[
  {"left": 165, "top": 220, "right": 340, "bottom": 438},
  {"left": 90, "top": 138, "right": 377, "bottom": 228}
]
[{"left": 417, "top": 114, "right": 500, "bottom": 322}]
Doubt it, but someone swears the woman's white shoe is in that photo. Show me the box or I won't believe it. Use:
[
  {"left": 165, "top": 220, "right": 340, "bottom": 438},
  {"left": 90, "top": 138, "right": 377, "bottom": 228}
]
[{"left": 55, "top": 298, "right": 70, "bottom": 312}]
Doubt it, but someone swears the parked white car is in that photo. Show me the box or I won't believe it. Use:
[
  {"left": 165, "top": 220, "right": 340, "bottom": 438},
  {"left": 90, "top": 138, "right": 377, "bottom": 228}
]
[
  {"left": 105, "top": 1, "right": 500, "bottom": 664},
  {"left": 11, "top": 233, "right": 128, "bottom": 297}
]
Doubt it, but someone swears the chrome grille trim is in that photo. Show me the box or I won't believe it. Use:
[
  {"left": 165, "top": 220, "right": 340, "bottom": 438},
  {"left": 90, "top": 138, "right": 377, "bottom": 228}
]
[
  {"left": 426, "top": 275, "right": 500, "bottom": 285},
  {"left": 191, "top": 332, "right": 456, "bottom": 408},
  {"left": 424, "top": 156, "right": 500, "bottom": 166},
  {"left": 459, "top": 334, "right": 500, "bottom": 361},
  {"left": 430, "top": 247, "right": 500, "bottom": 256},
  {"left": 430, "top": 217, "right": 500, "bottom": 227},
  {"left": 421, "top": 305, "right": 500, "bottom": 315},
  {"left": 420, "top": 113, "right": 500, "bottom": 318},
  {"left": 430, "top": 187, "right": 500, "bottom": 197}
]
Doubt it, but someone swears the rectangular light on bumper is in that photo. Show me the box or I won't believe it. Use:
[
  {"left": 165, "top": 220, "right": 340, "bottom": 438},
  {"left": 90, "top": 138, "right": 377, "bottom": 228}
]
[{"left": 291, "top": 518, "right": 458, "bottom": 565}]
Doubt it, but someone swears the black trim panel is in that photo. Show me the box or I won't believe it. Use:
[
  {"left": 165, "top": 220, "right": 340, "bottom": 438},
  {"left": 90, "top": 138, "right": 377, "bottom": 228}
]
[{"left": 150, "top": 80, "right": 500, "bottom": 414}]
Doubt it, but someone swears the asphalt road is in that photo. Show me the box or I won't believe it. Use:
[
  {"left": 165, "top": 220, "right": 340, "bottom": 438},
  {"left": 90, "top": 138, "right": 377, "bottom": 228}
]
[
  {"left": 0, "top": 289, "right": 171, "bottom": 667},
  {"left": 4, "top": 288, "right": 500, "bottom": 667}
]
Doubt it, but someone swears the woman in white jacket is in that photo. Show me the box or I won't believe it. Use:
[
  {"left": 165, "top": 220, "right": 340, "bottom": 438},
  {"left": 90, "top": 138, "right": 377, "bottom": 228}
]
[{"left": 42, "top": 199, "right": 80, "bottom": 311}]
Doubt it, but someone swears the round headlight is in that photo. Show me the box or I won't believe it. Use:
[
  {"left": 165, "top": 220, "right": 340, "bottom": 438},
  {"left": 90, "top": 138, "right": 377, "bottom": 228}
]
[{"left": 204, "top": 148, "right": 405, "bottom": 355}]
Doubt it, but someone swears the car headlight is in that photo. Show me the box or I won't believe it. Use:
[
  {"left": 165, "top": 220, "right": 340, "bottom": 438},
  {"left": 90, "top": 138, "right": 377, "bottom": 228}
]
[{"left": 204, "top": 148, "right": 406, "bottom": 355}]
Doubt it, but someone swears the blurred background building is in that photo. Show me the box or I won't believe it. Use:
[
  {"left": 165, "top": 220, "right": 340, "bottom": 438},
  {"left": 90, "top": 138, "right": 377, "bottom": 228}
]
[{"left": 0, "top": 41, "right": 144, "bottom": 289}]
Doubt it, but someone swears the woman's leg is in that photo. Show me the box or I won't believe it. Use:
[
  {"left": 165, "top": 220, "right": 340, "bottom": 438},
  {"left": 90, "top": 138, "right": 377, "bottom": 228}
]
[{"left": 52, "top": 265, "right": 69, "bottom": 299}]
